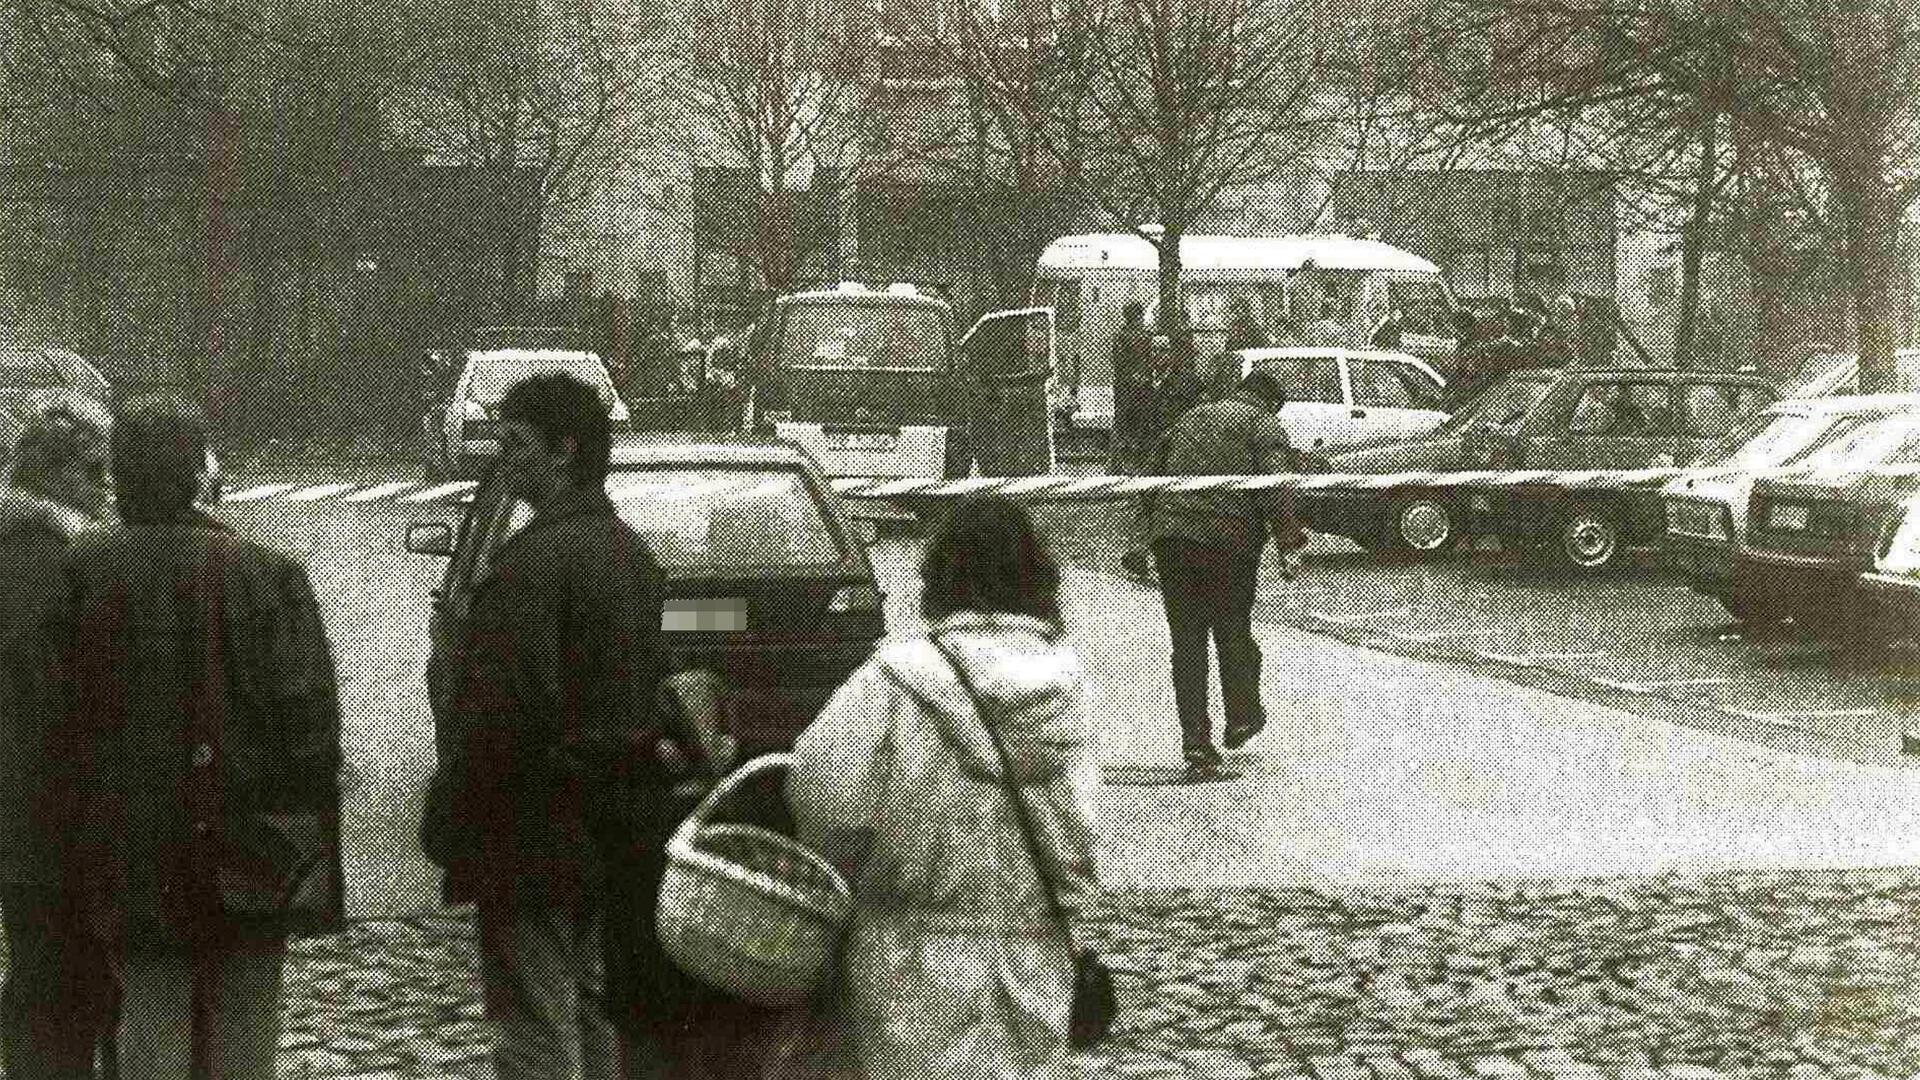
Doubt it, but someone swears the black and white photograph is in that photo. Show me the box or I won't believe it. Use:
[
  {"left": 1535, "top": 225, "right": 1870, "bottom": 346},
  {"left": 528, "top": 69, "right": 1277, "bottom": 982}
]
[{"left": 2, "top": 0, "right": 1920, "bottom": 1074}]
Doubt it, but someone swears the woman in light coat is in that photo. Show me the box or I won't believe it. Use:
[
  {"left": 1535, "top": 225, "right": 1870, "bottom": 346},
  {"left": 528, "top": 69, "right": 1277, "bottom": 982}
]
[{"left": 788, "top": 495, "right": 1103, "bottom": 1080}]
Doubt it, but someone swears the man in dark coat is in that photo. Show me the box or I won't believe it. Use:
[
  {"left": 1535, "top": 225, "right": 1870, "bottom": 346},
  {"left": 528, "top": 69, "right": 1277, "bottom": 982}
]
[
  {"left": 1142, "top": 370, "right": 1307, "bottom": 783},
  {"left": 1116, "top": 334, "right": 1208, "bottom": 582},
  {"left": 1108, "top": 301, "right": 1153, "bottom": 448},
  {"left": 0, "top": 402, "right": 115, "bottom": 1080},
  {"left": 48, "top": 396, "right": 342, "bottom": 1078},
  {"left": 434, "top": 371, "right": 706, "bottom": 1079}
]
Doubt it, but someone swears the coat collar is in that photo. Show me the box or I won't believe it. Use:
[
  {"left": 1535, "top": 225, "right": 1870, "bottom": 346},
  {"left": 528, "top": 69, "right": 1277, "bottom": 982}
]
[{"left": 501, "top": 483, "right": 616, "bottom": 553}]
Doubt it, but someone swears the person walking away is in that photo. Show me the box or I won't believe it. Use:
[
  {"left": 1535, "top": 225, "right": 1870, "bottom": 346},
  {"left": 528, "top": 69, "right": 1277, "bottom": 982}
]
[
  {"left": 787, "top": 494, "right": 1102, "bottom": 1080},
  {"left": 1442, "top": 310, "right": 1493, "bottom": 409},
  {"left": 427, "top": 371, "right": 720, "bottom": 1080},
  {"left": 1116, "top": 334, "right": 1206, "bottom": 583},
  {"left": 0, "top": 403, "right": 116, "bottom": 1080},
  {"left": 45, "top": 396, "right": 343, "bottom": 1079},
  {"left": 1141, "top": 370, "right": 1307, "bottom": 783}
]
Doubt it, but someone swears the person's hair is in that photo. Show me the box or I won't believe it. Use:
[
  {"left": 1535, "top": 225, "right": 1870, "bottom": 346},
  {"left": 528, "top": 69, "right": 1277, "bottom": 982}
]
[
  {"left": 111, "top": 395, "right": 207, "bottom": 523},
  {"left": 497, "top": 371, "right": 611, "bottom": 488},
  {"left": 1239, "top": 369, "right": 1288, "bottom": 408},
  {"left": 919, "top": 494, "right": 1062, "bottom": 625},
  {"left": 1122, "top": 300, "right": 1145, "bottom": 327},
  {"left": 11, "top": 401, "right": 109, "bottom": 498}
]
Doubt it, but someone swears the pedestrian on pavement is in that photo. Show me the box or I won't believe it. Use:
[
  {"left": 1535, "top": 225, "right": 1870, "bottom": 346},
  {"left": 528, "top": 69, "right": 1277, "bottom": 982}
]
[
  {"left": 787, "top": 494, "right": 1103, "bottom": 1080},
  {"left": 425, "top": 370, "right": 713, "bottom": 1080},
  {"left": 1115, "top": 333, "right": 1207, "bottom": 583},
  {"left": 45, "top": 395, "right": 343, "bottom": 1080},
  {"left": 1442, "top": 310, "right": 1491, "bottom": 408},
  {"left": 1302, "top": 298, "right": 1356, "bottom": 348},
  {"left": 0, "top": 402, "right": 117, "bottom": 1080},
  {"left": 1110, "top": 301, "right": 1152, "bottom": 406},
  {"left": 1140, "top": 369, "right": 1307, "bottom": 783}
]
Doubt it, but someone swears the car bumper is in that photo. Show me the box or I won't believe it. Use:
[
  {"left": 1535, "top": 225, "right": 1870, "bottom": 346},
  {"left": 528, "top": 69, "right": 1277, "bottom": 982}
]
[
  {"left": 1734, "top": 554, "right": 1866, "bottom": 615},
  {"left": 669, "top": 634, "right": 881, "bottom": 752},
  {"left": 1661, "top": 533, "right": 1736, "bottom": 593},
  {"left": 1861, "top": 570, "right": 1920, "bottom": 627}
]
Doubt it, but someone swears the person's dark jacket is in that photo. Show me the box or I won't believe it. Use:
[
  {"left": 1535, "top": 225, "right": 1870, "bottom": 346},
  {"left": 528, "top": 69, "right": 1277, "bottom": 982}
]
[
  {"left": 49, "top": 510, "right": 343, "bottom": 951},
  {"left": 1110, "top": 327, "right": 1153, "bottom": 396},
  {"left": 438, "top": 484, "right": 671, "bottom": 908},
  {"left": 1225, "top": 315, "right": 1271, "bottom": 352},
  {"left": 0, "top": 489, "right": 95, "bottom": 884},
  {"left": 1115, "top": 366, "right": 1206, "bottom": 458},
  {"left": 1143, "top": 391, "right": 1307, "bottom": 552}
]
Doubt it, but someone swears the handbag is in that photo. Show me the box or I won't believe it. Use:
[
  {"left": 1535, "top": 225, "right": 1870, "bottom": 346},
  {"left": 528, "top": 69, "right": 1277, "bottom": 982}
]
[
  {"left": 929, "top": 636, "right": 1116, "bottom": 1049},
  {"left": 180, "top": 538, "right": 339, "bottom": 931}
]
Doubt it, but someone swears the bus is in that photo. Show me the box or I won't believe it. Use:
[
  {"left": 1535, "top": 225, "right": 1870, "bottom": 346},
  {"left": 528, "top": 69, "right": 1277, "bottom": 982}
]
[{"left": 1033, "top": 231, "right": 1459, "bottom": 438}]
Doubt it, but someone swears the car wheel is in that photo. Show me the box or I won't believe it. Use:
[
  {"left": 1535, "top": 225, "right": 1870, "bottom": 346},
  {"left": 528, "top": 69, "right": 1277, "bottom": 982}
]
[
  {"left": 1376, "top": 495, "right": 1458, "bottom": 559},
  {"left": 1555, "top": 503, "right": 1624, "bottom": 573}
]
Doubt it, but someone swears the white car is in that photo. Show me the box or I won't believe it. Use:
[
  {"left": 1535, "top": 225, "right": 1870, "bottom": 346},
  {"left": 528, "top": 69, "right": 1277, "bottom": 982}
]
[
  {"left": 1661, "top": 393, "right": 1920, "bottom": 620},
  {"left": 434, "top": 347, "right": 631, "bottom": 477},
  {"left": 1787, "top": 349, "right": 1920, "bottom": 396},
  {"left": 1229, "top": 347, "right": 1449, "bottom": 457}
]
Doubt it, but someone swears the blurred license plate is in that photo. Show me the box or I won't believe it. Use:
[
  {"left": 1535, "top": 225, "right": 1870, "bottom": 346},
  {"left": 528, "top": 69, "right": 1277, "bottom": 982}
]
[
  {"left": 828, "top": 432, "right": 898, "bottom": 452},
  {"left": 662, "top": 599, "right": 747, "bottom": 632},
  {"left": 1768, "top": 504, "right": 1810, "bottom": 531}
]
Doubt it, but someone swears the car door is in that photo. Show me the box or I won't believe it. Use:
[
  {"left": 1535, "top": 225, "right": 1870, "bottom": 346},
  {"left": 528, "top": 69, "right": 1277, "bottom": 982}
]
[
  {"left": 959, "top": 307, "right": 1056, "bottom": 476},
  {"left": 1349, "top": 356, "right": 1450, "bottom": 449},
  {"left": 1254, "top": 352, "right": 1351, "bottom": 458}
]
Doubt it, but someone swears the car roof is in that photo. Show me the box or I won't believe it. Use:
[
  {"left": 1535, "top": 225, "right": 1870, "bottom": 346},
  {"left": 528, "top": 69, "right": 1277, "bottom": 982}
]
[
  {"left": 776, "top": 286, "right": 951, "bottom": 309},
  {"left": 606, "top": 434, "right": 821, "bottom": 469},
  {"left": 1764, "top": 392, "right": 1920, "bottom": 415},
  {"left": 467, "top": 347, "right": 603, "bottom": 364},
  {"left": 1236, "top": 346, "right": 1425, "bottom": 364}
]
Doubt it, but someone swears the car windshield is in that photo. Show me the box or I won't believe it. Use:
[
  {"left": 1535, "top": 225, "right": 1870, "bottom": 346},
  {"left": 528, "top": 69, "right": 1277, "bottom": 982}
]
[
  {"left": 1797, "top": 413, "right": 1920, "bottom": 468},
  {"left": 0, "top": 350, "right": 66, "bottom": 388},
  {"left": 469, "top": 352, "right": 614, "bottom": 404},
  {"left": 1701, "top": 410, "right": 1886, "bottom": 468},
  {"left": 507, "top": 468, "right": 843, "bottom": 571},
  {"left": 779, "top": 302, "right": 948, "bottom": 371},
  {"left": 1439, "top": 375, "right": 1552, "bottom": 436}
]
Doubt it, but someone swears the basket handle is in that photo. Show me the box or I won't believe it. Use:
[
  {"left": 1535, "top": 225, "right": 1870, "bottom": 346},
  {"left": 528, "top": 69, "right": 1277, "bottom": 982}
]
[{"left": 668, "top": 751, "right": 792, "bottom": 848}]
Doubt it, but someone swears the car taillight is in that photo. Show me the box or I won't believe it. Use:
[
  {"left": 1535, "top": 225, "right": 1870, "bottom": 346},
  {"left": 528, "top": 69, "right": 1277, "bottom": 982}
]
[{"left": 828, "top": 584, "right": 883, "bottom": 613}]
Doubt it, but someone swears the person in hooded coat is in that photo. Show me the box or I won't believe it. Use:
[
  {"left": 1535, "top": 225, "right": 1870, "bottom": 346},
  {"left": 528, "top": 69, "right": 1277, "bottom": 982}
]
[{"left": 787, "top": 495, "right": 1103, "bottom": 1080}]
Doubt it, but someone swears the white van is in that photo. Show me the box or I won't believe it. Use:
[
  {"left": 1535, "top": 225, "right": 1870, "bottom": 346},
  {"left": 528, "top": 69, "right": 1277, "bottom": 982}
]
[{"left": 1032, "top": 231, "right": 1459, "bottom": 435}]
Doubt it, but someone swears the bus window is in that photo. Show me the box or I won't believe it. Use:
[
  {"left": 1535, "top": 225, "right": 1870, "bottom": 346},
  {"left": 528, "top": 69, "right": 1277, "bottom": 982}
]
[{"left": 1387, "top": 278, "right": 1453, "bottom": 336}]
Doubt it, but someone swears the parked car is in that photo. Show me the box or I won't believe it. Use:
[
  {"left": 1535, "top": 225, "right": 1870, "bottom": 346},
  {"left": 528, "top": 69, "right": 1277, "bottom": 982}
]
[
  {"left": 1461, "top": 367, "right": 1777, "bottom": 571},
  {"left": 405, "top": 435, "right": 886, "bottom": 756},
  {"left": 1660, "top": 394, "right": 1919, "bottom": 621},
  {"left": 0, "top": 344, "right": 111, "bottom": 420},
  {"left": 1858, "top": 492, "right": 1920, "bottom": 632},
  {"left": 1228, "top": 347, "right": 1448, "bottom": 459},
  {"left": 1736, "top": 410, "right": 1920, "bottom": 630},
  {"left": 1786, "top": 349, "right": 1920, "bottom": 397},
  {"left": 429, "top": 346, "right": 631, "bottom": 478},
  {"left": 1304, "top": 371, "right": 1557, "bottom": 556}
]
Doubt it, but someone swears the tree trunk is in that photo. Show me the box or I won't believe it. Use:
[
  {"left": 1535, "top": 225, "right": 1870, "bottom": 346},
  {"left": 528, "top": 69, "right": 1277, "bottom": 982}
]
[
  {"left": 1829, "top": 9, "right": 1907, "bottom": 393},
  {"left": 1156, "top": 227, "right": 1187, "bottom": 337},
  {"left": 1674, "top": 119, "right": 1716, "bottom": 370}
]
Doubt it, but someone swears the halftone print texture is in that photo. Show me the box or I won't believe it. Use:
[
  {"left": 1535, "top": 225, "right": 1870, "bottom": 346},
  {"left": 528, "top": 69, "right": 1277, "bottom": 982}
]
[{"left": 4, "top": 0, "right": 1920, "bottom": 1071}]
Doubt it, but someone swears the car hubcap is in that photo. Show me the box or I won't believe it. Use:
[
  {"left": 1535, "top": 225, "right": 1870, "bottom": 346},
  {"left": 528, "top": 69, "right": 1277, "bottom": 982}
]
[
  {"left": 1399, "top": 501, "right": 1452, "bottom": 551},
  {"left": 1565, "top": 517, "right": 1617, "bottom": 566}
]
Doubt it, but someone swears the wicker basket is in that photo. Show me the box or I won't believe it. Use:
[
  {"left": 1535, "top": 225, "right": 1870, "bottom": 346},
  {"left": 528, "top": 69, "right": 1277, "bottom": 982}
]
[{"left": 657, "top": 753, "right": 852, "bottom": 1006}]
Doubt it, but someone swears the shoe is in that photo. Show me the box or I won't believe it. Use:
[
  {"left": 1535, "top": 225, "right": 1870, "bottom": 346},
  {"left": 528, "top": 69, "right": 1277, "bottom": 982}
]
[
  {"left": 1223, "top": 718, "right": 1266, "bottom": 751},
  {"left": 1182, "top": 760, "right": 1242, "bottom": 784}
]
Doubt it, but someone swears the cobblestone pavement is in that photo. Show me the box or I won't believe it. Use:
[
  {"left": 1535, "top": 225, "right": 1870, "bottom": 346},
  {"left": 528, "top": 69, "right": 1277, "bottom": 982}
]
[{"left": 262, "top": 868, "right": 1920, "bottom": 1080}]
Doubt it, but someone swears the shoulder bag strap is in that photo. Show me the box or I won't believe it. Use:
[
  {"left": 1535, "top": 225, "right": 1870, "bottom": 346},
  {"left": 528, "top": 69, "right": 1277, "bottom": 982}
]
[{"left": 927, "top": 634, "right": 1072, "bottom": 933}]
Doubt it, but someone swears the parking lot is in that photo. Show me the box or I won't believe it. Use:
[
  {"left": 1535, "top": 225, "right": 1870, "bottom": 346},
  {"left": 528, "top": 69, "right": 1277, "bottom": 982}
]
[{"left": 1036, "top": 500, "right": 1920, "bottom": 769}]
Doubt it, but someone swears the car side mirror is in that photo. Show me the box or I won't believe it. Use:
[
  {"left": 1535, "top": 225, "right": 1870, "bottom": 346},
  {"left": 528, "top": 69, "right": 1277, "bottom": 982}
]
[
  {"left": 852, "top": 518, "right": 880, "bottom": 545},
  {"left": 406, "top": 522, "right": 455, "bottom": 557}
]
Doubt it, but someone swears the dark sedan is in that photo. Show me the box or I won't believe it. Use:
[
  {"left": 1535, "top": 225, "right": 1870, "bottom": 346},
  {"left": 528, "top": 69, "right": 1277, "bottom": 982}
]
[{"left": 406, "top": 436, "right": 887, "bottom": 755}]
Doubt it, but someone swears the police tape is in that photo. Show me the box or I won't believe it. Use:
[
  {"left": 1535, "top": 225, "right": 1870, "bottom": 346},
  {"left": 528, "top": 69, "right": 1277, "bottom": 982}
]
[{"left": 213, "top": 462, "right": 1920, "bottom": 507}]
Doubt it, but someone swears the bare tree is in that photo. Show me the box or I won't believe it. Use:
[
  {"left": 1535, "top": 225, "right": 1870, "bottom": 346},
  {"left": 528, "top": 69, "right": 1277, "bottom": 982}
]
[
  {"left": 403, "top": 0, "right": 647, "bottom": 320},
  {"left": 1429, "top": 0, "right": 1920, "bottom": 388},
  {"left": 636, "top": 0, "right": 879, "bottom": 297}
]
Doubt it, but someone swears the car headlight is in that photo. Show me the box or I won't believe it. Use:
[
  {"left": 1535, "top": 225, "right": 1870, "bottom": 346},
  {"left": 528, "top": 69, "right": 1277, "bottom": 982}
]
[{"left": 1876, "top": 497, "right": 1920, "bottom": 574}]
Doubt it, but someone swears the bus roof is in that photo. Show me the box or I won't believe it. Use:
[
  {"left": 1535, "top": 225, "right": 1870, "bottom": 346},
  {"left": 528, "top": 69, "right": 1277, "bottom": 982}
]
[{"left": 1036, "top": 233, "right": 1441, "bottom": 275}]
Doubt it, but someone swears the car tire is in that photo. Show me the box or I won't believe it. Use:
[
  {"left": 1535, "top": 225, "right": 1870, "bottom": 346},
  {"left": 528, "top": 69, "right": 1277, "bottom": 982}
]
[
  {"left": 1718, "top": 587, "right": 1784, "bottom": 627},
  {"left": 1371, "top": 495, "right": 1459, "bottom": 559},
  {"left": 1554, "top": 503, "right": 1624, "bottom": 573}
]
